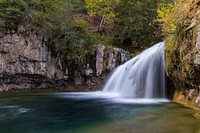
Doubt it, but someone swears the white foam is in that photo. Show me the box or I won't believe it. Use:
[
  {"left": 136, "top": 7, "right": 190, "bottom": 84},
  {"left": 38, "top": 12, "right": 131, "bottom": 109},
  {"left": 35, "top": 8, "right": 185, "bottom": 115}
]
[
  {"left": 54, "top": 92, "right": 170, "bottom": 104},
  {"left": 18, "top": 108, "right": 30, "bottom": 113},
  {"left": 54, "top": 91, "right": 120, "bottom": 99},
  {"left": 0, "top": 105, "right": 30, "bottom": 114},
  {"left": 0, "top": 105, "right": 19, "bottom": 109},
  {"left": 109, "top": 98, "right": 170, "bottom": 104}
]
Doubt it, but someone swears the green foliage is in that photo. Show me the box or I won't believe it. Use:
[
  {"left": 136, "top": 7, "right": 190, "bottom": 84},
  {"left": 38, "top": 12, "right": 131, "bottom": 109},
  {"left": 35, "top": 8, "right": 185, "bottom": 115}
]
[
  {"left": 112, "top": 0, "right": 169, "bottom": 46},
  {"left": 158, "top": 0, "right": 195, "bottom": 76},
  {"left": 70, "top": 0, "right": 86, "bottom": 13},
  {"left": 161, "top": 0, "right": 200, "bottom": 90},
  {"left": 75, "top": 19, "right": 87, "bottom": 30},
  {"left": 58, "top": 31, "right": 99, "bottom": 60},
  {"left": 0, "top": 0, "right": 26, "bottom": 29},
  {"left": 164, "top": 34, "right": 180, "bottom": 76},
  {"left": 0, "top": 0, "right": 98, "bottom": 62},
  {"left": 0, "top": 0, "right": 179, "bottom": 60},
  {"left": 157, "top": 0, "right": 194, "bottom": 34},
  {"left": 0, "top": 0, "right": 72, "bottom": 32},
  {"left": 28, "top": 0, "right": 75, "bottom": 38},
  {"left": 85, "top": 0, "right": 119, "bottom": 24}
]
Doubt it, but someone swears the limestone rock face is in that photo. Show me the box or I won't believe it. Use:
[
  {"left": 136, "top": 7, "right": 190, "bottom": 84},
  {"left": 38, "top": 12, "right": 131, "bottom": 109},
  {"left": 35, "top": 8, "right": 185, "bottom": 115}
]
[
  {"left": 194, "top": 54, "right": 200, "bottom": 65},
  {"left": 173, "top": 88, "right": 200, "bottom": 109},
  {"left": 106, "top": 48, "right": 130, "bottom": 71},
  {"left": 96, "top": 45, "right": 105, "bottom": 76},
  {"left": 170, "top": 8, "right": 200, "bottom": 109},
  {"left": 96, "top": 45, "right": 130, "bottom": 75},
  {"left": 0, "top": 31, "right": 66, "bottom": 91},
  {"left": 195, "top": 26, "right": 200, "bottom": 65},
  {"left": 196, "top": 26, "right": 200, "bottom": 51},
  {"left": 73, "top": 45, "right": 130, "bottom": 88},
  {"left": 0, "top": 31, "right": 130, "bottom": 91}
]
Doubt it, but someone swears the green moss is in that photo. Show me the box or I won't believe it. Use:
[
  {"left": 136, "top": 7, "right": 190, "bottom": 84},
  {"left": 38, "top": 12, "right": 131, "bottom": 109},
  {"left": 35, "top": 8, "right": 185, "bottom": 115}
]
[
  {"left": 164, "top": 24, "right": 200, "bottom": 91},
  {"left": 75, "top": 19, "right": 87, "bottom": 29},
  {"left": 164, "top": 34, "right": 180, "bottom": 76},
  {"left": 193, "top": 113, "right": 200, "bottom": 119}
]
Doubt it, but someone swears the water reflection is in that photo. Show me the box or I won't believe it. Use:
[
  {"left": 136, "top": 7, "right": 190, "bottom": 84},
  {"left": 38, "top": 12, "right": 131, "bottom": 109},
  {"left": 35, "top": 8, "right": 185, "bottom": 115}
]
[{"left": 0, "top": 92, "right": 199, "bottom": 133}]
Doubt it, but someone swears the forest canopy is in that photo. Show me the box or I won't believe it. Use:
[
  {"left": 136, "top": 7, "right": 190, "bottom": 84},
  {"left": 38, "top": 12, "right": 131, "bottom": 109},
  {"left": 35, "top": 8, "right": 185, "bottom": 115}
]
[{"left": 0, "top": 0, "right": 173, "bottom": 52}]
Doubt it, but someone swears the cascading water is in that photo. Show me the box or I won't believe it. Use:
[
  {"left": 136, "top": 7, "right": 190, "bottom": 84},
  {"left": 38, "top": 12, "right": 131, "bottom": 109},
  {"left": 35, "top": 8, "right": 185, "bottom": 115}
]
[{"left": 103, "top": 42, "right": 165, "bottom": 98}]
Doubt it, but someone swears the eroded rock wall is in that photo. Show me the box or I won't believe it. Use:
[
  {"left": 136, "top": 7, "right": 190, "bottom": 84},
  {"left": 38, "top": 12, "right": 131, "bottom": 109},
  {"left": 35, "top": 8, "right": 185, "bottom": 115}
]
[
  {"left": 73, "top": 44, "right": 130, "bottom": 90},
  {"left": 0, "top": 31, "right": 130, "bottom": 91},
  {"left": 0, "top": 31, "right": 67, "bottom": 91},
  {"left": 168, "top": 7, "right": 200, "bottom": 108}
]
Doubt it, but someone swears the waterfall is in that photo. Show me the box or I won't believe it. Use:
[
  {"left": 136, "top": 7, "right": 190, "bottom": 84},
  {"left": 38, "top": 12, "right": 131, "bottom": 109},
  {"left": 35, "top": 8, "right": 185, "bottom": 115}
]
[{"left": 103, "top": 42, "right": 165, "bottom": 98}]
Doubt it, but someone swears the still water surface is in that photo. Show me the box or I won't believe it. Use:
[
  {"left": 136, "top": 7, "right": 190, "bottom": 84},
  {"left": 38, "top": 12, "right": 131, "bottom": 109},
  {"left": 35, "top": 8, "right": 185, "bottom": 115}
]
[{"left": 0, "top": 92, "right": 199, "bottom": 133}]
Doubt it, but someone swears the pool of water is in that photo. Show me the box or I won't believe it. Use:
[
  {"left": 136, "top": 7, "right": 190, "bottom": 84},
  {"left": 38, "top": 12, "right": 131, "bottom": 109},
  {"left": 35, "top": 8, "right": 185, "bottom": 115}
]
[{"left": 0, "top": 91, "right": 199, "bottom": 133}]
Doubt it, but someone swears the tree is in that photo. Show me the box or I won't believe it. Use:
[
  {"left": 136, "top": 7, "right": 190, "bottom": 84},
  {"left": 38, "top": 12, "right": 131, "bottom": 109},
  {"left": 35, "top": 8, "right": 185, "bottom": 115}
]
[
  {"left": 0, "top": 0, "right": 26, "bottom": 29},
  {"left": 157, "top": 0, "right": 194, "bottom": 35},
  {"left": 85, "top": 0, "right": 119, "bottom": 32},
  {"left": 0, "top": 0, "right": 76, "bottom": 33},
  {"left": 112, "top": 0, "right": 171, "bottom": 46},
  {"left": 0, "top": 0, "right": 92, "bottom": 60}
]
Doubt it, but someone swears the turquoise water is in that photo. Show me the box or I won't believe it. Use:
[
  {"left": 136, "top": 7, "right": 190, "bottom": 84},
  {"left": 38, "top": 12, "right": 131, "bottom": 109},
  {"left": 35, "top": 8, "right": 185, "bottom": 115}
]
[{"left": 0, "top": 92, "right": 200, "bottom": 133}]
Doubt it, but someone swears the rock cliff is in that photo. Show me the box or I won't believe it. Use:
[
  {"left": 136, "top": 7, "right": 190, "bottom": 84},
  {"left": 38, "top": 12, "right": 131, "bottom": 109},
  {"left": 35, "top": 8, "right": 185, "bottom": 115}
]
[
  {"left": 0, "top": 31, "right": 130, "bottom": 91},
  {"left": 0, "top": 31, "right": 66, "bottom": 91},
  {"left": 73, "top": 44, "right": 130, "bottom": 90},
  {"left": 165, "top": 3, "right": 200, "bottom": 108}
]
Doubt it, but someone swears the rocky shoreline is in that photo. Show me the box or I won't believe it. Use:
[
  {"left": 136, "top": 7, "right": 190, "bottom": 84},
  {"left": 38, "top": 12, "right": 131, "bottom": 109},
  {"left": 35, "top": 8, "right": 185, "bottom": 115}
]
[{"left": 0, "top": 30, "right": 130, "bottom": 92}]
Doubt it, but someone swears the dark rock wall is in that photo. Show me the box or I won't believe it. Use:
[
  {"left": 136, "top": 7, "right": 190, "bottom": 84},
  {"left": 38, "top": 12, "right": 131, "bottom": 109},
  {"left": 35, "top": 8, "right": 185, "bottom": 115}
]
[{"left": 73, "top": 44, "right": 130, "bottom": 90}]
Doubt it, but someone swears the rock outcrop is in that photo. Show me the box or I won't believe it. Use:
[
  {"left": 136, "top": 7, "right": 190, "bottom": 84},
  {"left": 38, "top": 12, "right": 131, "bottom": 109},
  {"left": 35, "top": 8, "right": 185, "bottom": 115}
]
[
  {"left": 95, "top": 45, "right": 130, "bottom": 76},
  {"left": 0, "top": 31, "right": 130, "bottom": 91},
  {"left": 166, "top": 4, "right": 200, "bottom": 108},
  {"left": 73, "top": 44, "right": 130, "bottom": 90},
  {"left": 0, "top": 31, "right": 66, "bottom": 91},
  {"left": 96, "top": 45, "right": 105, "bottom": 76}
]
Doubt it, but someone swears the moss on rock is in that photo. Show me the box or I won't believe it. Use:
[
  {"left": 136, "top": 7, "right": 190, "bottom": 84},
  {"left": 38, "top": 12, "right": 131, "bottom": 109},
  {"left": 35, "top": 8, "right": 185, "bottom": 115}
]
[{"left": 164, "top": 2, "right": 200, "bottom": 108}]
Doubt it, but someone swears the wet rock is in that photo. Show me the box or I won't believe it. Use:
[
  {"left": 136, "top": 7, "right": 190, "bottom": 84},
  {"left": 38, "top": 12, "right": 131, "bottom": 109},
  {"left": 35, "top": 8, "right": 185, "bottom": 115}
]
[
  {"left": 173, "top": 90, "right": 200, "bottom": 109},
  {"left": 196, "top": 94, "right": 200, "bottom": 105},
  {"left": 37, "top": 83, "right": 50, "bottom": 89},
  {"left": 120, "top": 49, "right": 130, "bottom": 63},
  {"left": 53, "top": 79, "right": 67, "bottom": 89},
  {"left": 187, "top": 89, "right": 196, "bottom": 100},
  {"left": 0, "top": 44, "right": 9, "bottom": 53},
  {"left": 74, "top": 71, "right": 84, "bottom": 85},
  {"left": 0, "top": 83, "right": 33, "bottom": 91}
]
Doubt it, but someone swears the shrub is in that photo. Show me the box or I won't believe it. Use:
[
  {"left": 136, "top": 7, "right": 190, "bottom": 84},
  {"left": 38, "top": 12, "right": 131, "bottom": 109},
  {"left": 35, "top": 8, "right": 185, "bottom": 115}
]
[
  {"left": 157, "top": 0, "right": 194, "bottom": 34},
  {"left": 0, "top": 0, "right": 26, "bottom": 29}
]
